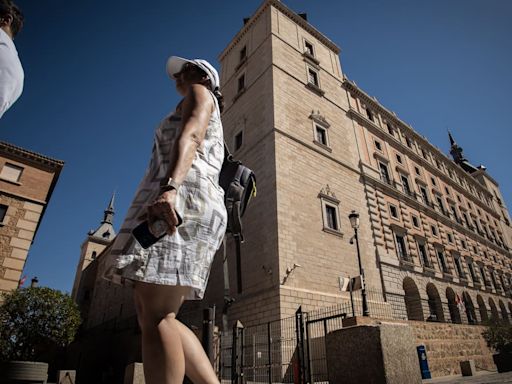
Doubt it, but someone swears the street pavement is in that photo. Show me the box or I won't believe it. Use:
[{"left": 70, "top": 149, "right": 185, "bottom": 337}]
[{"left": 424, "top": 371, "right": 512, "bottom": 383}]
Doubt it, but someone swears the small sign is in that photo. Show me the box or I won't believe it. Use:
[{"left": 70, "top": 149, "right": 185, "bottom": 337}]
[{"left": 339, "top": 275, "right": 364, "bottom": 291}]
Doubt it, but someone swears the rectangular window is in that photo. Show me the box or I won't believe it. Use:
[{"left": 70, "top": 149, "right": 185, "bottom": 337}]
[
  {"left": 490, "top": 271, "right": 498, "bottom": 290},
  {"left": 431, "top": 177, "right": 437, "bottom": 186},
  {"left": 389, "top": 204, "right": 398, "bottom": 219},
  {"left": 415, "top": 166, "right": 421, "bottom": 176},
  {"left": 436, "top": 196, "right": 446, "bottom": 215},
  {"left": 374, "top": 140, "right": 382, "bottom": 151},
  {"left": 418, "top": 243, "right": 430, "bottom": 267},
  {"left": 412, "top": 215, "right": 420, "bottom": 228},
  {"left": 461, "top": 240, "right": 467, "bottom": 249},
  {"left": 463, "top": 213, "right": 471, "bottom": 228},
  {"left": 500, "top": 275, "right": 507, "bottom": 291},
  {"left": 420, "top": 186, "right": 429, "bottom": 205},
  {"left": 454, "top": 257, "right": 465, "bottom": 278},
  {"left": 396, "top": 153, "right": 402, "bottom": 164},
  {"left": 450, "top": 206, "right": 459, "bottom": 222},
  {"left": 308, "top": 68, "right": 319, "bottom": 86},
  {"left": 304, "top": 40, "right": 314, "bottom": 56},
  {"left": 0, "top": 204, "right": 7, "bottom": 223},
  {"left": 406, "top": 137, "right": 412, "bottom": 148},
  {"left": 366, "top": 108, "right": 374, "bottom": 122},
  {"left": 401, "top": 174, "right": 412, "bottom": 196},
  {"left": 240, "top": 46, "right": 247, "bottom": 62},
  {"left": 0, "top": 163, "right": 23, "bottom": 183},
  {"left": 237, "top": 74, "right": 245, "bottom": 92},
  {"left": 395, "top": 234, "right": 408, "bottom": 261},
  {"left": 447, "top": 233, "right": 453, "bottom": 243},
  {"left": 437, "top": 250, "right": 449, "bottom": 273},
  {"left": 234, "top": 131, "right": 243, "bottom": 151},
  {"left": 479, "top": 266, "right": 488, "bottom": 286},
  {"left": 379, "top": 162, "right": 391, "bottom": 185},
  {"left": 387, "top": 123, "right": 394, "bottom": 136},
  {"left": 468, "top": 262, "right": 477, "bottom": 282},
  {"left": 431, "top": 225, "right": 438, "bottom": 237},
  {"left": 315, "top": 125, "right": 327, "bottom": 146},
  {"left": 325, "top": 204, "right": 338, "bottom": 231}
]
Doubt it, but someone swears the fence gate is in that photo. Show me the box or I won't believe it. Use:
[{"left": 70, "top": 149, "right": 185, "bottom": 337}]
[
  {"left": 220, "top": 303, "right": 352, "bottom": 383},
  {"left": 304, "top": 311, "right": 347, "bottom": 383}
]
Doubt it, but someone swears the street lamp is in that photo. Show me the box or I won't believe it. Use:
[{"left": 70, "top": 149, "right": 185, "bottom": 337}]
[{"left": 348, "top": 210, "right": 369, "bottom": 316}]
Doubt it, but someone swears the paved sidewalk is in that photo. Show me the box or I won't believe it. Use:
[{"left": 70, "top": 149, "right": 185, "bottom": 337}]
[{"left": 424, "top": 371, "right": 512, "bottom": 383}]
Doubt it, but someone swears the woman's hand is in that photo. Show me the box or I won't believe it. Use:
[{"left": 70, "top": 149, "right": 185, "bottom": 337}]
[{"left": 147, "top": 190, "right": 180, "bottom": 235}]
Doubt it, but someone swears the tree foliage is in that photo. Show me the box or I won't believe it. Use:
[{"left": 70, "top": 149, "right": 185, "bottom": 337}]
[
  {"left": 483, "top": 319, "right": 512, "bottom": 354},
  {"left": 0, "top": 287, "right": 81, "bottom": 362}
]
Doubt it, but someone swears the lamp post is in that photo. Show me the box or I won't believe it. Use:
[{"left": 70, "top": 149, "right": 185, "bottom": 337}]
[{"left": 348, "top": 210, "right": 369, "bottom": 317}]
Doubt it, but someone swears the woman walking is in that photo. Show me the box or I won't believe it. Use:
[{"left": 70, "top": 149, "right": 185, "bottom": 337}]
[{"left": 104, "top": 56, "right": 227, "bottom": 384}]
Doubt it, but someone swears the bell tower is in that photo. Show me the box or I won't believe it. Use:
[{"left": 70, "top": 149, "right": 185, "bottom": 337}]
[{"left": 71, "top": 193, "right": 116, "bottom": 301}]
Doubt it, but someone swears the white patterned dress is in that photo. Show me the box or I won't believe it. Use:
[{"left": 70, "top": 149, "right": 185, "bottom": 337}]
[{"left": 103, "top": 92, "right": 227, "bottom": 300}]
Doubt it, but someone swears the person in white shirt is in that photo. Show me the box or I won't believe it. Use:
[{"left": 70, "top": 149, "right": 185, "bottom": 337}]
[{"left": 0, "top": 0, "right": 23, "bottom": 119}]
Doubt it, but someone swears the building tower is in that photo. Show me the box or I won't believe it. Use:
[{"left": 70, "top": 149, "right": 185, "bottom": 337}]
[
  {"left": 0, "top": 141, "right": 63, "bottom": 298},
  {"left": 198, "top": 0, "right": 378, "bottom": 324},
  {"left": 71, "top": 193, "right": 116, "bottom": 301}
]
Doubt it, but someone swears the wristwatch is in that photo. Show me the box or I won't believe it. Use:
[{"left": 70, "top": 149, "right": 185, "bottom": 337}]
[{"left": 159, "top": 177, "right": 181, "bottom": 193}]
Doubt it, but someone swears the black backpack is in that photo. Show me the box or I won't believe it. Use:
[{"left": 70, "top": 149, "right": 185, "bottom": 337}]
[{"left": 218, "top": 142, "right": 256, "bottom": 241}]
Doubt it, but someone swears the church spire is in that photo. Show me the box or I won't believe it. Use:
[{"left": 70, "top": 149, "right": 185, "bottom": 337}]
[
  {"left": 102, "top": 192, "right": 115, "bottom": 225},
  {"left": 88, "top": 192, "right": 116, "bottom": 241}
]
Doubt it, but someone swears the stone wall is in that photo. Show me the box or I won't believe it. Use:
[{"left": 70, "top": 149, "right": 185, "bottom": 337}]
[{"left": 409, "top": 320, "right": 495, "bottom": 377}]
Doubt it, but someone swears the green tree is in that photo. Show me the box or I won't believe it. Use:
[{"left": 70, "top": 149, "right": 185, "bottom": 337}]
[
  {"left": 0, "top": 287, "right": 81, "bottom": 362},
  {"left": 483, "top": 318, "right": 512, "bottom": 354}
]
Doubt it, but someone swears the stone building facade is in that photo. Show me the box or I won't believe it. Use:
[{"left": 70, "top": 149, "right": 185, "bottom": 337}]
[
  {"left": 0, "top": 141, "right": 63, "bottom": 297},
  {"left": 72, "top": 0, "right": 511, "bottom": 380},
  {"left": 79, "top": 0, "right": 512, "bottom": 331}
]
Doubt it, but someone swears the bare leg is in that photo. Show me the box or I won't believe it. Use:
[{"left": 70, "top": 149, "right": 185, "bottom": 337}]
[
  {"left": 133, "top": 282, "right": 220, "bottom": 384},
  {"left": 134, "top": 282, "right": 188, "bottom": 384},
  {"left": 175, "top": 320, "right": 219, "bottom": 384}
]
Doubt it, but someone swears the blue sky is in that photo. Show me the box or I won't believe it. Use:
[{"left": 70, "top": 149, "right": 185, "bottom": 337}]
[{"left": 1, "top": 0, "right": 511, "bottom": 293}]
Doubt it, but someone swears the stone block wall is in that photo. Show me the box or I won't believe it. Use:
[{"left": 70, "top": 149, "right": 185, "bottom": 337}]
[
  {"left": 409, "top": 320, "right": 495, "bottom": 377},
  {"left": 0, "top": 194, "right": 42, "bottom": 296}
]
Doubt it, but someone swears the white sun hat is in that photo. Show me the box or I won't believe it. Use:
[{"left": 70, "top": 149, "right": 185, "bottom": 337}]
[{"left": 166, "top": 56, "right": 220, "bottom": 90}]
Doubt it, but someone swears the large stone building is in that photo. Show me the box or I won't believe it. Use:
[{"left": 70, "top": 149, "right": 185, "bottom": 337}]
[
  {"left": 72, "top": 0, "right": 512, "bottom": 380},
  {"left": 0, "top": 140, "right": 64, "bottom": 297}
]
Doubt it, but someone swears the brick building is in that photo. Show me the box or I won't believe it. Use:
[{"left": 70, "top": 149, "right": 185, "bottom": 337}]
[
  {"left": 0, "top": 141, "right": 64, "bottom": 297},
  {"left": 72, "top": 0, "right": 512, "bottom": 380}
]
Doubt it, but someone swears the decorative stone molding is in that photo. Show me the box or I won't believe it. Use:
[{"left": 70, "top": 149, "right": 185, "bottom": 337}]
[
  {"left": 318, "top": 184, "right": 339, "bottom": 204},
  {"left": 309, "top": 110, "right": 330, "bottom": 128}
]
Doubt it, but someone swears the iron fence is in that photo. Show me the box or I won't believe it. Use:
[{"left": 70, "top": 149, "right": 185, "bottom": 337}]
[{"left": 217, "top": 286, "right": 507, "bottom": 383}]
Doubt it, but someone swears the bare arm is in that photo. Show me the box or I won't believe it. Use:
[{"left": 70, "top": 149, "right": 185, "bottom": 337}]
[
  {"left": 147, "top": 84, "right": 213, "bottom": 233},
  {"left": 168, "top": 83, "right": 213, "bottom": 184}
]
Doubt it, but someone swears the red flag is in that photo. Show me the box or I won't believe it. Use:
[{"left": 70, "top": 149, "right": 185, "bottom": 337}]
[{"left": 18, "top": 275, "right": 27, "bottom": 288}]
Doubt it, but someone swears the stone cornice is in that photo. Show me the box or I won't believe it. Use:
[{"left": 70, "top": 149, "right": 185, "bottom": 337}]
[
  {"left": 345, "top": 95, "right": 499, "bottom": 221},
  {"left": 343, "top": 80, "right": 495, "bottom": 201},
  {"left": 0, "top": 140, "right": 64, "bottom": 170},
  {"left": 219, "top": 0, "right": 340, "bottom": 61}
]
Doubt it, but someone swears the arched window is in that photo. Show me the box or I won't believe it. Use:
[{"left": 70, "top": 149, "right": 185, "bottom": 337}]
[
  {"left": 499, "top": 300, "right": 509, "bottom": 324},
  {"left": 462, "top": 292, "right": 477, "bottom": 324},
  {"left": 91, "top": 251, "right": 97, "bottom": 260},
  {"left": 403, "top": 277, "right": 424, "bottom": 321},
  {"left": 489, "top": 298, "right": 500, "bottom": 321},
  {"left": 477, "top": 295, "right": 488, "bottom": 323},
  {"left": 426, "top": 283, "right": 445, "bottom": 322},
  {"left": 446, "top": 288, "right": 462, "bottom": 324}
]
